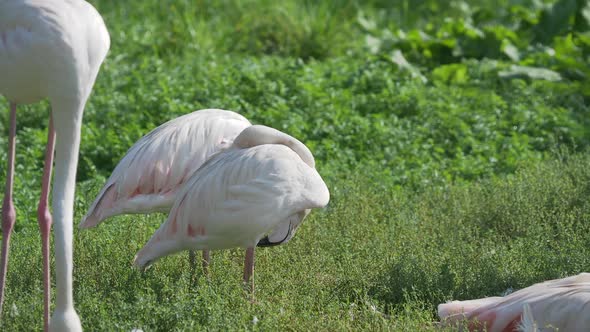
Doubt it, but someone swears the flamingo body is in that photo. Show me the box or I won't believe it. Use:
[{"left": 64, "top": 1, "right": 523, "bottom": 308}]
[
  {"left": 80, "top": 109, "right": 251, "bottom": 228},
  {"left": 0, "top": 0, "right": 109, "bottom": 330},
  {"left": 438, "top": 273, "right": 590, "bottom": 331},
  {"left": 0, "top": 0, "right": 109, "bottom": 103},
  {"left": 133, "top": 125, "right": 330, "bottom": 272}
]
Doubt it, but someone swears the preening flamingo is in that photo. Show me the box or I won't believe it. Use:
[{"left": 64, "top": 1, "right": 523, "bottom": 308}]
[
  {"left": 438, "top": 272, "right": 590, "bottom": 331},
  {"left": 0, "top": 0, "right": 110, "bottom": 330},
  {"left": 79, "top": 109, "right": 252, "bottom": 271},
  {"left": 133, "top": 125, "right": 330, "bottom": 293}
]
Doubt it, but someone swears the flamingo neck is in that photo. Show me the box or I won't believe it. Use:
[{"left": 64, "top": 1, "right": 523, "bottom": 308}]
[{"left": 234, "top": 125, "right": 316, "bottom": 168}]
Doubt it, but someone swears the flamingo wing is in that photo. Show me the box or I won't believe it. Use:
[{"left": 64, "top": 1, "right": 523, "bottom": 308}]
[
  {"left": 80, "top": 109, "right": 251, "bottom": 228},
  {"left": 133, "top": 143, "right": 330, "bottom": 268},
  {"left": 438, "top": 273, "right": 590, "bottom": 331}
]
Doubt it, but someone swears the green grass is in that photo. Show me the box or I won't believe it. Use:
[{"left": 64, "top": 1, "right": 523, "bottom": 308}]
[
  {"left": 3, "top": 150, "right": 590, "bottom": 331},
  {"left": 1, "top": 0, "right": 589, "bottom": 330}
]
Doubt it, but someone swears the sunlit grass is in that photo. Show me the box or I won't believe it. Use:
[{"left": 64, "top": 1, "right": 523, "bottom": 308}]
[{"left": 1, "top": 152, "right": 588, "bottom": 330}]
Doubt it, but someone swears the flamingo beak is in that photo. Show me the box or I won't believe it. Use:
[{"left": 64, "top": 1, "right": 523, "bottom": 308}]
[
  {"left": 257, "top": 222, "right": 293, "bottom": 247},
  {"left": 256, "top": 236, "right": 278, "bottom": 247}
]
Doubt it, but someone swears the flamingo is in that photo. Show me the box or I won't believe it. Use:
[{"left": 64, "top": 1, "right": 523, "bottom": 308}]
[
  {"left": 0, "top": 0, "right": 110, "bottom": 330},
  {"left": 133, "top": 125, "right": 330, "bottom": 293},
  {"left": 438, "top": 272, "right": 590, "bottom": 331},
  {"left": 79, "top": 109, "right": 252, "bottom": 272}
]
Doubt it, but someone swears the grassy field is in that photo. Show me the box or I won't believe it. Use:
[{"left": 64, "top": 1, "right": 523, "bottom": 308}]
[{"left": 1, "top": 0, "right": 589, "bottom": 330}]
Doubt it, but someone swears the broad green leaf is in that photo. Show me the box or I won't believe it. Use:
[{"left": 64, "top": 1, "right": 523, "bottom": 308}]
[
  {"left": 432, "top": 64, "right": 469, "bottom": 84},
  {"left": 501, "top": 40, "right": 520, "bottom": 61},
  {"left": 534, "top": 0, "right": 578, "bottom": 44},
  {"left": 499, "top": 65, "right": 562, "bottom": 81},
  {"left": 575, "top": 0, "right": 590, "bottom": 31},
  {"left": 390, "top": 49, "right": 428, "bottom": 83},
  {"left": 366, "top": 35, "right": 382, "bottom": 54},
  {"left": 357, "top": 12, "right": 376, "bottom": 32}
]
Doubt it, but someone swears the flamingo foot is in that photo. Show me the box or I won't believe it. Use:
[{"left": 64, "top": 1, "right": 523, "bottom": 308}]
[{"left": 49, "top": 308, "right": 82, "bottom": 332}]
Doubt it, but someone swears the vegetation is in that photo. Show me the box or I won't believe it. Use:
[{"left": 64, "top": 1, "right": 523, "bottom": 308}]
[{"left": 0, "top": 0, "right": 589, "bottom": 330}]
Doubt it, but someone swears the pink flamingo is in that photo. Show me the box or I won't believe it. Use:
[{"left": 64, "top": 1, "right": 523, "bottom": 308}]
[
  {"left": 133, "top": 125, "right": 330, "bottom": 293},
  {"left": 79, "top": 109, "right": 252, "bottom": 271},
  {"left": 438, "top": 273, "right": 590, "bottom": 331},
  {"left": 0, "top": 0, "right": 110, "bottom": 330}
]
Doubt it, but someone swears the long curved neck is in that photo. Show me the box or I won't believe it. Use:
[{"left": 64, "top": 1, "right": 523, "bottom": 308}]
[
  {"left": 50, "top": 97, "right": 85, "bottom": 311},
  {"left": 233, "top": 125, "right": 316, "bottom": 168}
]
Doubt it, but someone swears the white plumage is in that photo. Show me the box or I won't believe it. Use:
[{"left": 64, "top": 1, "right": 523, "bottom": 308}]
[
  {"left": 518, "top": 303, "right": 537, "bottom": 332},
  {"left": 438, "top": 273, "right": 590, "bottom": 331},
  {"left": 0, "top": 0, "right": 109, "bottom": 104},
  {"left": 133, "top": 125, "right": 330, "bottom": 291},
  {"left": 0, "top": 0, "right": 110, "bottom": 331},
  {"left": 80, "top": 109, "right": 251, "bottom": 228}
]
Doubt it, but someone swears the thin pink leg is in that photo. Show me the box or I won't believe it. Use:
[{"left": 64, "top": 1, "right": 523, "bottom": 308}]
[
  {"left": 189, "top": 249, "right": 210, "bottom": 277},
  {"left": 243, "top": 247, "right": 254, "bottom": 296},
  {"left": 188, "top": 250, "right": 196, "bottom": 274},
  {"left": 202, "top": 249, "right": 210, "bottom": 276},
  {"left": 0, "top": 102, "right": 17, "bottom": 318},
  {"left": 37, "top": 115, "right": 55, "bottom": 332}
]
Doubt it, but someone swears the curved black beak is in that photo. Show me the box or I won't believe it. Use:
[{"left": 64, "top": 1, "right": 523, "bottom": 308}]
[
  {"left": 257, "top": 236, "right": 281, "bottom": 247},
  {"left": 257, "top": 222, "right": 292, "bottom": 247}
]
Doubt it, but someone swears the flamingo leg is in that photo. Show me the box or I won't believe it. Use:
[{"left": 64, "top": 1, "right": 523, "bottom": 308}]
[
  {"left": 188, "top": 250, "right": 196, "bottom": 285},
  {"left": 0, "top": 102, "right": 17, "bottom": 318},
  {"left": 189, "top": 250, "right": 210, "bottom": 277},
  {"left": 202, "top": 249, "right": 210, "bottom": 276},
  {"left": 243, "top": 247, "right": 254, "bottom": 296},
  {"left": 37, "top": 114, "right": 55, "bottom": 332},
  {"left": 188, "top": 250, "right": 196, "bottom": 270}
]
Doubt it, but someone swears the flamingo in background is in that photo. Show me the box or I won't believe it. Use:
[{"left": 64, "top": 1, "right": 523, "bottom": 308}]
[
  {"left": 133, "top": 125, "right": 330, "bottom": 293},
  {"left": 79, "top": 109, "right": 252, "bottom": 272},
  {"left": 0, "top": 0, "right": 109, "bottom": 330},
  {"left": 438, "top": 273, "right": 590, "bottom": 331}
]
